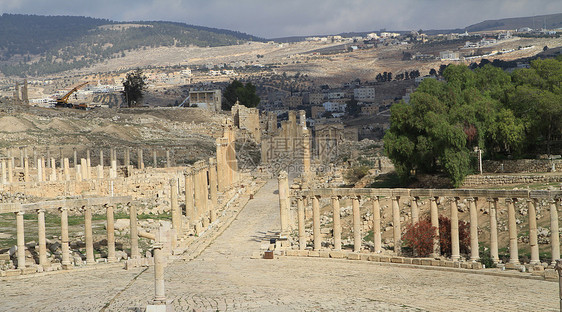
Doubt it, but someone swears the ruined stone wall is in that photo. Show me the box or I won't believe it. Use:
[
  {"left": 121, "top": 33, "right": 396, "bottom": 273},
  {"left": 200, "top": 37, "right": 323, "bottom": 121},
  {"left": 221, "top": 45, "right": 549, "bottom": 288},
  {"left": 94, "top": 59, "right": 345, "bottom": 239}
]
[
  {"left": 462, "top": 174, "right": 562, "bottom": 187},
  {"left": 483, "top": 159, "right": 561, "bottom": 173},
  {"left": 231, "top": 103, "right": 261, "bottom": 143}
]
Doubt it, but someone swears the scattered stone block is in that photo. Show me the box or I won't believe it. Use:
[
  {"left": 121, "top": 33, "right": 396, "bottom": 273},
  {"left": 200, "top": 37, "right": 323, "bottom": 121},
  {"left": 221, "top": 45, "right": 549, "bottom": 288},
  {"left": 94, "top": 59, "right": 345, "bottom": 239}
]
[
  {"left": 420, "top": 258, "right": 432, "bottom": 266},
  {"left": 329, "top": 251, "right": 345, "bottom": 259},
  {"left": 296, "top": 250, "right": 309, "bottom": 257},
  {"left": 5, "top": 269, "right": 21, "bottom": 277},
  {"left": 360, "top": 254, "right": 369, "bottom": 261},
  {"left": 263, "top": 251, "right": 274, "bottom": 259},
  {"left": 461, "top": 262, "right": 471, "bottom": 269},
  {"left": 318, "top": 251, "right": 330, "bottom": 258},
  {"left": 471, "top": 262, "right": 483, "bottom": 270},
  {"left": 531, "top": 265, "right": 545, "bottom": 277},
  {"left": 347, "top": 253, "right": 361, "bottom": 260},
  {"left": 504, "top": 263, "right": 520, "bottom": 270},
  {"left": 544, "top": 269, "right": 558, "bottom": 281},
  {"left": 249, "top": 252, "right": 261, "bottom": 259},
  {"left": 412, "top": 258, "right": 422, "bottom": 265},
  {"left": 379, "top": 256, "right": 391, "bottom": 263},
  {"left": 368, "top": 254, "right": 380, "bottom": 262},
  {"left": 307, "top": 251, "right": 320, "bottom": 257},
  {"left": 431, "top": 259, "right": 440, "bottom": 266},
  {"left": 285, "top": 250, "right": 298, "bottom": 257},
  {"left": 403, "top": 258, "right": 413, "bottom": 264},
  {"left": 21, "top": 267, "right": 37, "bottom": 275},
  {"left": 391, "top": 257, "right": 404, "bottom": 264}
]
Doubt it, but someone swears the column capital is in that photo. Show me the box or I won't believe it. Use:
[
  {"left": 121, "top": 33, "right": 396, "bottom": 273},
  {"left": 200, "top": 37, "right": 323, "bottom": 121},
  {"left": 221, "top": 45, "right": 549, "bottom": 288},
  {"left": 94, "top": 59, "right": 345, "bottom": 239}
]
[
  {"left": 330, "top": 195, "right": 340, "bottom": 200},
  {"left": 391, "top": 196, "right": 400, "bottom": 200},
  {"left": 505, "top": 198, "right": 516, "bottom": 204},
  {"left": 15, "top": 210, "right": 24, "bottom": 216},
  {"left": 152, "top": 243, "right": 164, "bottom": 249},
  {"left": 429, "top": 196, "right": 438, "bottom": 202},
  {"left": 526, "top": 198, "right": 537, "bottom": 203},
  {"left": 58, "top": 206, "right": 68, "bottom": 212},
  {"left": 410, "top": 196, "right": 419, "bottom": 201},
  {"left": 36, "top": 208, "right": 45, "bottom": 214},
  {"left": 486, "top": 197, "right": 498, "bottom": 203},
  {"left": 466, "top": 197, "right": 476, "bottom": 202}
]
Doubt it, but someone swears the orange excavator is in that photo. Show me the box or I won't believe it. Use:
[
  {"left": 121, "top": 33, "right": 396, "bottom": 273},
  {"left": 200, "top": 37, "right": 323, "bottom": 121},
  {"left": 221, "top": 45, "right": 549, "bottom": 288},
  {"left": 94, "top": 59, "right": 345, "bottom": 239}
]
[{"left": 55, "top": 81, "right": 89, "bottom": 109}]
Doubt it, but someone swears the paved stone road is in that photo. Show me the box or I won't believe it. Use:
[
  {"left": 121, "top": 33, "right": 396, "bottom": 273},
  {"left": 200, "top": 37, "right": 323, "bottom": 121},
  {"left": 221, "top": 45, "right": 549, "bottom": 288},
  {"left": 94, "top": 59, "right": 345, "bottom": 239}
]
[{"left": 1, "top": 179, "right": 559, "bottom": 311}]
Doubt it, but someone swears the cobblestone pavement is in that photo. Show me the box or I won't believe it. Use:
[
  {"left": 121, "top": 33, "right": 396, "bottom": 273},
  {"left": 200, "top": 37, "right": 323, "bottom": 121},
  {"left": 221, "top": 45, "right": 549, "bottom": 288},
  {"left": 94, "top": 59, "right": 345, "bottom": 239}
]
[{"left": 1, "top": 179, "right": 559, "bottom": 311}]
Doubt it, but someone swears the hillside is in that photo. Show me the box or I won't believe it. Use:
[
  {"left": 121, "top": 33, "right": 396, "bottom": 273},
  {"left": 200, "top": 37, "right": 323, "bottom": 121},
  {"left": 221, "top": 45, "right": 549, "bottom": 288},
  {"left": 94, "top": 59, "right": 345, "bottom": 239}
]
[
  {"left": 465, "top": 13, "right": 562, "bottom": 32},
  {"left": 0, "top": 14, "right": 262, "bottom": 77}
]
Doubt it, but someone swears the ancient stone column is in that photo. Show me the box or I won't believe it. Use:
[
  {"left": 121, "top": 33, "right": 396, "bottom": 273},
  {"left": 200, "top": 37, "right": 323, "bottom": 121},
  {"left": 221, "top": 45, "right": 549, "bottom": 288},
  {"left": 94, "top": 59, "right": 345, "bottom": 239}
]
[
  {"left": 73, "top": 148, "right": 77, "bottom": 168},
  {"left": 7, "top": 158, "right": 13, "bottom": 183},
  {"left": 41, "top": 157, "right": 46, "bottom": 182},
  {"left": 166, "top": 150, "right": 171, "bottom": 168},
  {"left": 332, "top": 196, "right": 341, "bottom": 251},
  {"left": 302, "top": 128, "right": 311, "bottom": 181},
  {"left": 524, "top": 198, "right": 539, "bottom": 265},
  {"left": 216, "top": 138, "right": 228, "bottom": 192},
  {"left": 106, "top": 205, "right": 116, "bottom": 263},
  {"left": 488, "top": 198, "right": 499, "bottom": 263},
  {"left": 430, "top": 197, "right": 440, "bottom": 258},
  {"left": 468, "top": 197, "right": 479, "bottom": 261},
  {"left": 124, "top": 148, "right": 130, "bottom": 167},
  {"left": 50, "top": 158, "right": 57, "bottom": 181},
  {"left": 19, "top": 148, "right": 24, "bottom": 168},
  {"left": 137, "top": 148, "right": 144, "bottom": 169},
  {"left": 46, "top": 148, "right": 51, "bottom": 168},
  {"left": 411, "top": 196, "right": 419, "bottom": 224},
  {"left": 75, "top": 164, "right": 82, "bottom": 181},
  {"left": 152, "top": 243, "right": 166, "bottom": 303},
  {"left": 110, "top": 147, "right": 115, "bottom": 167},
  {"left": 84, "top": 206, "right": 95, "bottom": 265},
  {"left": 208, "top": 158, "right": 218, "bottom": 222},
  {"left": 24, "top": 157, "right": 29, "bottom": 182},
  {"left": 59, "top": 207, "right": 71, "bottom": 267},
  {"left": 97, "top": 165, "right": 103, "bottom": 179},
  {"left": 129, "top": 203, "right": 140, "bottom": 259},
  {"left": 99, "top": 149, "right": 104, "bottom": 167},
  {"left": 81, "top": 158, "right": 88, "bottom": 181},
  {"left": 193, "top": 167, "right": 203, "bottom": 222},
  {"left": 297, "top": 196, "right": 306, "bottom": 250},
  {"left": 352, "top": 196, "right": 361, "bottom": 252},
  {"left": 550, "top": 199, "right": 560, "bottom": 265},
  {"left": 1, "top": 159, "right": 6, "bottom": 184},
  {"left": 372, "top": 196, "right": 382, "bottom": 253},
  {"left": 278, "top": 170, "right": 289, "bottom": 235},
  {"left": 33, "top": 147, "right": 37, "bottom": 169},
  {"left": 184, "top": 168, "right": 195, "bottom": 222},
  {"left": 37, "top": 209, "right": 48, "bottom": 267},
  {"left": 153, "top": 149, "right": 158, "bottom": 168},
  {"left": 313, "top": 195, "right": 321, "bottom": 250},
  {"left": 392, "top": 196, "right": 401, "bottom": 254},
  {"left": 450, "top": 197, "right": 460, "bottom": 261},
  {"left": 16, "top": 211, "right": 26, "bottom": 268},
  {"left": 506, "top": 198, "right": 519, "bottom": 264},
  {"left": 170, "top": 179, "right": 182, "bottom": 235},
  {"left": 64, "top": 158, "right": 70, "bottom": 181},
  {"left": 201, "top": 167, "right": 209, "bottom": 227}
]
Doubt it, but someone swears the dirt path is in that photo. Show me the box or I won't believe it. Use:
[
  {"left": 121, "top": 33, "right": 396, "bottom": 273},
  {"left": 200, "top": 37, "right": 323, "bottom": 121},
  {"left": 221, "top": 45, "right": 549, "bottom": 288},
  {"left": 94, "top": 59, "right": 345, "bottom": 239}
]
[{"left": 0, "top": 179, "right": 558, "bottom": 311}]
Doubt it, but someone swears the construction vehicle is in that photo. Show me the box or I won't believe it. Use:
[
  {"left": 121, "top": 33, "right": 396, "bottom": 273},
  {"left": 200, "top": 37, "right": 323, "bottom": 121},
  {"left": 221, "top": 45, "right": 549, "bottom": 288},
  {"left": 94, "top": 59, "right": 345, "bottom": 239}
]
[{"left": 55, "top": 82, "right": 89, "bottom": 109}]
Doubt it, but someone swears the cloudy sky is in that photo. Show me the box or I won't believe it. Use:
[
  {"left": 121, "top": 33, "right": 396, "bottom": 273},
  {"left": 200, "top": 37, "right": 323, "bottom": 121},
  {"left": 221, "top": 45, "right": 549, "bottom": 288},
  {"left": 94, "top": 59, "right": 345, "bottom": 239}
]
[{"left": 1, "top": 0, "right": 562, "bottom": 38}]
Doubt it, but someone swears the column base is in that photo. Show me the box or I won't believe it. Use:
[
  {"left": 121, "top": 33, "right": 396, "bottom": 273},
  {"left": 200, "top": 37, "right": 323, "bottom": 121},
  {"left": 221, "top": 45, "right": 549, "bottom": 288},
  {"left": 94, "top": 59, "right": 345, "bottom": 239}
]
[{"left": 146, "top": 300, "right": 174, "bottom": 312}]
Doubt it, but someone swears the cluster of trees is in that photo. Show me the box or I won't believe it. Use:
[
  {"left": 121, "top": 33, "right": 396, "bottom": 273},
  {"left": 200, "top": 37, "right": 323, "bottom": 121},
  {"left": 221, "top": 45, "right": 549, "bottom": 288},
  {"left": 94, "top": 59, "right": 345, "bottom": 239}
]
[
  {"left": 222, "top": 80, "right": 260, "bottom": 110},
  {"left": 376, "top": 69, "right": 421, "bottom": 82},
  {"left": 122, "top": 69, "right": 146, "bottom": 107},
  {"left": 384, "top": 57, "right": 562, "bottom": 186},
  {"left": 394, "top": 70, "right": 420, "bottom": 81}
]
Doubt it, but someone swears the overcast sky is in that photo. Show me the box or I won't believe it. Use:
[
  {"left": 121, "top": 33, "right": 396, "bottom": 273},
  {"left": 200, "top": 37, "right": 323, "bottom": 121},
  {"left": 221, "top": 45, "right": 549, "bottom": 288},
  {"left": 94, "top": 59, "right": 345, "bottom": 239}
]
[{"left": 2, "top": 0, "right": 562, "bottom": 38}]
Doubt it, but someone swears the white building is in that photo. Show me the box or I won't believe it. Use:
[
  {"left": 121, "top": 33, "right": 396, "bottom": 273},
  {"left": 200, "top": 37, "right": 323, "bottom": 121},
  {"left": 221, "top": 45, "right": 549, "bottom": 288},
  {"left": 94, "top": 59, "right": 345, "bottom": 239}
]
[
  {"left": 440, "top": 50, "right": 460, "bottom": 60},
  {"left": 354, "top": 87, "right": 375, "bottom": 102},
  {"left": 323, "top": 101, "right": 347, "bottom": 112}
]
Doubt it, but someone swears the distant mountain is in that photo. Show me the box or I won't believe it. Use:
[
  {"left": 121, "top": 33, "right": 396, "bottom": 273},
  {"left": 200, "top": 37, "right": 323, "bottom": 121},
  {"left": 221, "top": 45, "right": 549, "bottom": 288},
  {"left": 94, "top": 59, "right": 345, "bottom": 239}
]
[
  {"left": 465, "top": 13, "right": 562, "bottom": 32},
  {"left": 0, "top": 14, "right": 263, "bottom": 77}
]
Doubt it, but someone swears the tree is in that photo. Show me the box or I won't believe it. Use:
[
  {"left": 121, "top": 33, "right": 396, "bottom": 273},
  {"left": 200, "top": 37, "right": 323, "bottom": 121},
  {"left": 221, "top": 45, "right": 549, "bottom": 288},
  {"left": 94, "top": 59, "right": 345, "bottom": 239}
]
[
  {"left": 429, "top": 68, "right": 437, "bottom": 76},
  {"left": 345, "top": 98, "right": 360, "bottom": 117},
  {"left": 222, "top": 79, "right": 260, "bottom": 110},
  {"left": 122, "top": 69, "right": 146, "bottom": 107}
]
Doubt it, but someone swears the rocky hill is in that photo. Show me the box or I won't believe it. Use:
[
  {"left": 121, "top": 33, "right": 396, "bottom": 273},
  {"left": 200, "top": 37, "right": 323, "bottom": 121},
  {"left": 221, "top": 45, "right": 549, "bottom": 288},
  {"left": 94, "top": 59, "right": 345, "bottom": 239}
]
[
  {"left": 0, "top": 14, "right": 263, "bottom": 77},
  {"left": 465, "top": 13, "right": 562, "bottom": 32}
]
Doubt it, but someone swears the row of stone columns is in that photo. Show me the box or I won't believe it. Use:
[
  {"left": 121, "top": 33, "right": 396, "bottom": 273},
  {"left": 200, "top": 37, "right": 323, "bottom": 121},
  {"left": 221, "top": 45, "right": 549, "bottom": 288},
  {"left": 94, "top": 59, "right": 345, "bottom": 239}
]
[
  {"left": 180, "top": 158, "right": 220, "bottom": 236},
  {"left": 2, "top": 146, "right": 180, "bottom": 172},
  {"left": 13, "top": 203, "right": 129, "bottom": 269},
  {"left": 294, "top": 194, "right": 561, "bottom": 264}
]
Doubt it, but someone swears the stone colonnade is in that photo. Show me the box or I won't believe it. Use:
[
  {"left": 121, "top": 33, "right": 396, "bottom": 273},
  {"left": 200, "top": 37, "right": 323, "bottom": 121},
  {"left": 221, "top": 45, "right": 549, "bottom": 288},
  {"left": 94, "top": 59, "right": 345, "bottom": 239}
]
[
  {"left": 288, "top": 188, "right": 562, "bottom": 265},
  {"left": 2, "top": 196, "right": 131, "bottom": 270},
  {"left": 0, "top": 146, "right": 184, "bottom": 184}
]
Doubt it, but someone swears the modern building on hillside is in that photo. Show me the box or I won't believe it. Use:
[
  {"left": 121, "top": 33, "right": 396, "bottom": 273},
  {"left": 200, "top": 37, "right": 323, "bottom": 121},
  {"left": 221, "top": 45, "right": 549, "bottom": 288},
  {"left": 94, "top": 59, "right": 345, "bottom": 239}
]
[
  {"left": 354, "top": 87, "right": 375, "bottom": 102},
  {"left": 189, "top": 89, "right": 221, "bottom": 111}
]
